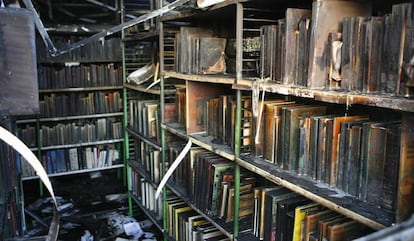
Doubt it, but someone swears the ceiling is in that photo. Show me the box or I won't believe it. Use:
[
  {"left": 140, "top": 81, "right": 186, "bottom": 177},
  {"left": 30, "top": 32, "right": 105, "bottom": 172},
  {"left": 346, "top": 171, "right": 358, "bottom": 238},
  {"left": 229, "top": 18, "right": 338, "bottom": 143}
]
[{"left": 14, "top": 0, "right": 154, "bottom": 26}]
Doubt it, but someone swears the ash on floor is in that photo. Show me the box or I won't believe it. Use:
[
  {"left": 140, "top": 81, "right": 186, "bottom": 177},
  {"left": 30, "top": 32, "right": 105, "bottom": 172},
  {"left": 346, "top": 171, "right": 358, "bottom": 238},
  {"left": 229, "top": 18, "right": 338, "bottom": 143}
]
[{"left": 22, "top": 170, "right": 163, "bottom": 241}]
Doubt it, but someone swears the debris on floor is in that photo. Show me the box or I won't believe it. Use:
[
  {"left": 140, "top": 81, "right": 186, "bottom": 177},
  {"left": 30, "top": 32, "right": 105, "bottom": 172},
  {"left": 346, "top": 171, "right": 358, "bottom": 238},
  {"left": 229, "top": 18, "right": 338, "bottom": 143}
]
[{"left": 22, "top": 171, "right": 162, "bottom": 241}]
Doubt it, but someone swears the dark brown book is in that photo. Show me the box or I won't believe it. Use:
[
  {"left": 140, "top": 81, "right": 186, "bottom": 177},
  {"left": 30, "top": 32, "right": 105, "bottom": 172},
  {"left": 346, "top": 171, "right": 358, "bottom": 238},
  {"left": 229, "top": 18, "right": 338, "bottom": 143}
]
[
  {"left": 276, "top": 19, "right": 286, "bottom": 82},
  {"left": 330, "top": 116, "right": 367, "bottom": 187},
  {"left": 303, "top": 209, "right": 336, "bottom": 241},
  {"left": 281, "top": 105, "right": 327, "bottom": 172},
  {"left": 389, "top": 3, "right": 413, "bottom": 96},
  {"left": 276, "top": 195, "right": 310, "bottom": 241},
  {"left": 362, "top": 17, "right": 384, "bottom": 94},
  {"left": 263, "top": 101, "right": 296, "bottom": 164},
  {"left": 327, "top": 220, "right": 360, "bottom": 241},
  {"left": 198, "top": 37, "right": 227, "bottom": 74},
  {"left": 307, "top": 0, "right": 370, "bottom": 88},
  {"left": 283, "top": 8, "right": 312, "bottom": 86},
  {"left": 260, "top": 25, "right": 277, "bottom": 80},
  {"left": 253, "top": 99, "right": 286, "bottom": 158},
  {"left": 318, "top": 215, "right": 347, "bottom": 241}
]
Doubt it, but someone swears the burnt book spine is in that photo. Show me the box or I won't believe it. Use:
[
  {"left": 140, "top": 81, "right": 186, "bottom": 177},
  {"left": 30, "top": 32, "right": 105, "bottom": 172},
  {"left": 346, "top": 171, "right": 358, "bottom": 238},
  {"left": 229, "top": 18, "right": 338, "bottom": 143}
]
[
  {"left": 397, "top": 113, "right": 414, "bottom": 222},
  {"left": 283, "top": 8, "right": 312, "bottom": 86},
  {"left": 363, "top": 17, "right": 385, "bottom": 94},
  {"left": 381, "top": 123, "right": 401, "bottom": 211}
]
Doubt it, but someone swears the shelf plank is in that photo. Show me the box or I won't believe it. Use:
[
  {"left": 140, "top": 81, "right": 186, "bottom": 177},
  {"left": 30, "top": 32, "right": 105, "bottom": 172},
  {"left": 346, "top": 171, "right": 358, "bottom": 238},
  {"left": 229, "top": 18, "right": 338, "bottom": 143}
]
[
  {"left": 124, "top": 83, "right": 176, "bottom": 95},
  {"left": 16, "top": 112, "right": 123, "bottom": 124},
  {"left": 166, "top": 181, "right": 234, "bottom": 239},
  {"left": 129, "top": 191, "right": 164, "bottom": 232},
  {"left": 39, "top": 86, "right": 123, "bottom": 93},
  {"left": 127, "top": 127, "right": 162, "bottom": 151},
  {"left": 163, "top": 71, "right": 236, "bottom": 85},
  {"left": 128, "top": 159, "right": 159, "bottom": 188},
  {"left": 37, "top": 138, "right": 124, "bottom": 151},
  {"left": 237, "top": 80, "right": 414, "bottom": 112},
  {"left": 189, "top": 133, "right": 235, "bottom": 161},
  {"left": 236, "top": 154, "right": 394, "bottom": 230},
  {"left": 22, "top": 163, "right": 124, "bottom": 181},
  {"left": 160, "top": 0, "right": 249, "bottom": 22},
  {"left": 162, "top": 122, "right": 188, "bottom": 140}
]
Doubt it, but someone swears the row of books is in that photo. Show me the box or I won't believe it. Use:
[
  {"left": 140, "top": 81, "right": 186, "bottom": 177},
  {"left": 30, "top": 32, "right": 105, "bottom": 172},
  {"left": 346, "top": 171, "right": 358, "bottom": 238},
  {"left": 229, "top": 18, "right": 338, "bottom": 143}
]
[
  {"left": 37, "top": 35, "right": 122, "bottom": 62},
  {"left": 129, "top": 99, "right": 161, "bottom": 141},
  {"left": 253, "top": 184, "right": 372, "bottom": 241},
  {"left": 19, "top": 118, "right": 122, "bottom": 148},
  {"left": 39, "top": 91, "right": 122, "bottom": 118},
  {"left": 175, "top": 27, "right": 227, "bottom": 75},
  {"left": 168, "top": 145, "right": 258, "bottom": 225},
  {"left": 129, "top": 169, "right": 163, "bottom": 220},
  {"left": 38, "top": 63, "right": 123, "bottom": 89},
  {"left": 133, "top": 139, "right": 162, "bottom": 184},
  {"left": 165, "top": 144, "right": 373, "bottom": 241},
  {"left": 165, "top": 194, "right": 230, "bottom": 241},
  {"left": 253, "top": 99, "right": 401, "bottom": 212},
  {"left": 260, "top": 2, "right": 413, "bottom": 97},
  {"left": 174, "top": 88, "right": 252, "bottom": 153},
  {"left": 21, "top": 146, "right": 120, "bottom": 177}
]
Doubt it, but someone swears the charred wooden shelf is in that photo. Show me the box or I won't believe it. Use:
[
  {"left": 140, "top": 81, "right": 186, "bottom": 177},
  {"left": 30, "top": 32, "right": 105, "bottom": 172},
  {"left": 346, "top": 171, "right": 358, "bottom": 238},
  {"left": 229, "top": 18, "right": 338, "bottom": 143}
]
[
  {"left": 126, "top": 127, "right": 162, "bottom": 151},
  {"left": 123, "top": 29, "right": 159, "bottom": 42},
  {"left": 160, "top": 0, "right": 248, "bottom": 22},
  {"left": 39, "top": 86, "right": 123, "bottom": 93},
  {"left": 129, "top": 191, "right": 164, "bottom": 232},
  {"left": 166, "top": 180, "right": 254, "bottom": 240},
  {"left": 189, "top": 133, "right": 235, "bottom": 161},
  {"left": 22, "top": 163, "right": 124, "bottom": 181},
  {"left": 236, "top": 80, "right": 414, "bottom": 112},
  {"left": 236, "top": 154, "right": 395, "bottom": 230},
  {"left": 162, "top": 122, "right": 188, "bottom": 139},
  {"left": 124, "top": 83, "right": 176, "bottom": 95},
  {"left": 163, "top": 71, "right": 236, "bottom": 85},
  {"left": 128, "top": 159, "right": 158, "bottom": 188},
  {"left": 162, "top": 122, "right": 235, "bottom": 160}
]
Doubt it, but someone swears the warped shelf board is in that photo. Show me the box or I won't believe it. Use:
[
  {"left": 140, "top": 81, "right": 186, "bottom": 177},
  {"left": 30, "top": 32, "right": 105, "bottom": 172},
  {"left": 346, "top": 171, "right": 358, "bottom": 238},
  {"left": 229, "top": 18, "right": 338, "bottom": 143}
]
[
  {"left": 129, "top": 191, "right": 164, "bottom": 232},
  {"left": 160, "top": 0, "right": 249, "bottom": 21},
  {"left": 236, "top": 154, "right": 394, "bottom": 230},
  {"left": 189, "top": 133, "right": 235, "bottom": 161},
  {"left": 127, "top": 127, "right": 162, "bottom": 151},
  {"left": 22, "top": 164, "right": 124, "bottom": 181},
  {"left": 128, "top": 159, "right": 158, "bottom": 188},
  {"left": 124, "top": 83, "right": 176, "bottom": 95},
  {"left": 35, "top": 138, "right": 124, "bottom": 151},
  {"left": 166, "top": 180, "right": 253, "bottom": 240},
  {"left": 163, "top": 71, "right": 236, "bottom": 85},
  {"left": 123, "top": 29, "right": 160, "bottom": 42},
  {"left": 16, "top": 112, "right": 123, "bottom": 124},
  {"left": 162, "top": 122, "right": 188, "bottom": 140},
  {"left": 39, "top": 86, "right": 123, "bottom": 93},
  {"left": 236, "top": 80, "right": 414, "bottom": 112}
]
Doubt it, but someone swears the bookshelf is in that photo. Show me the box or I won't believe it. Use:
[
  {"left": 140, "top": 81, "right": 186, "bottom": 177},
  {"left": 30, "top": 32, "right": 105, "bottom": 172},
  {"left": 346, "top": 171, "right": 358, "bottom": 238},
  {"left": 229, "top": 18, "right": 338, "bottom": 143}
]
[
  {"left": 16, "top": 31, "right": 125, "bottom": 183},
  {"left": 154, "top": 0, "right": 414, "bottom": 240}
]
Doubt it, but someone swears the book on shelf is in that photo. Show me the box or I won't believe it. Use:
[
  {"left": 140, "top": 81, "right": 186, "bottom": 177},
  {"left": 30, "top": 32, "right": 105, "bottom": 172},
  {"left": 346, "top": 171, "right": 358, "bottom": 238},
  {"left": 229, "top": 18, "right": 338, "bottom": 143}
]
[
  {"left": 283, "top": 8, "right": 312, "bottom": 86},
  {"left": 263, "top": 187, "right": 297, "bottom": 241},
  {"left": 307, "top": 0, "right": 370, "bottom": 88},
  {"left": 329, "top": 115, "right": 367, "bottom": 187},
  {"left": 336, "top": 119, "right": 368, "bottom": 192},
  {"left": 178, "top": 210, "right": 198, "bottom": 241},
  {"left": 318, "top": 215, "right": 349, "bottom": 241},
  {"left": 260, "top": 25, "right": 278, "bottom": 81},
  {"left": 292, "top": 202, "right": 324, "bottom": 241},
  {"left": 280, "top": 105, "right": 327, "bottom": 172},
  {"left": 263, "top": 101, "right": 296, "bottom": 163},
  {"left": 275, "top": 195, "right": 310, "bottom": 241}
]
